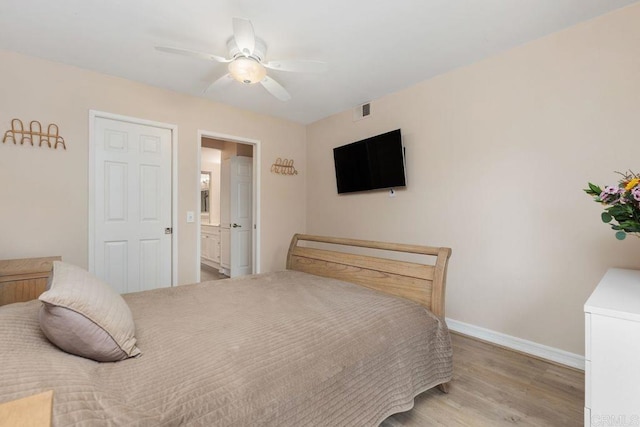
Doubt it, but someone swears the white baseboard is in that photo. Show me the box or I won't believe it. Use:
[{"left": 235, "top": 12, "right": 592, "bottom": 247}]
[
  {"left": 201, "top": 260, "right": 220, "bottom": 270},
  {"left": 446, "top": 318, "right": 585, "bottom": 371}
]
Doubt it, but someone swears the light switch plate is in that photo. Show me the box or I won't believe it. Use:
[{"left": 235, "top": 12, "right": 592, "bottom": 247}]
[{"left": 186, "top": 211, "right": 195, "bottom": 223}]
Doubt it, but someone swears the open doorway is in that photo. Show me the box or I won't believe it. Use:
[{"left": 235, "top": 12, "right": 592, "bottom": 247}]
[
  {"left": 197, "top": 131, "right": 260, "bottom": 282},
  {"left": 199, "top": 146, "right": 225, "bottom": 281}
]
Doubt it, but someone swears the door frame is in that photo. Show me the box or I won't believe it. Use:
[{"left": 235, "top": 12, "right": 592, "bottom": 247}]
[
  {"left": 196, "top": 130, "right": 261, "bottom": 281},
  {"left": 88, "top": 110, "right": 179, "bottom": 286}
]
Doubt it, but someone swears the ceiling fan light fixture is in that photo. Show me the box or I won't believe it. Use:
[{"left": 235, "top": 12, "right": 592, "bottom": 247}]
[{"left": 228, "top": 57, "right": 266, "bottom": 84}]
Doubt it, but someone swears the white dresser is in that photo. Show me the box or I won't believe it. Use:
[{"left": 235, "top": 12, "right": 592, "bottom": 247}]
[{"left": 584, "top": 268, "right": 640, "bottom": 426}]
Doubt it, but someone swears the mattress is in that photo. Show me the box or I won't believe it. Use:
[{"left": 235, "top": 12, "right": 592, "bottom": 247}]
[{"left": 0, "top": 270, "right": 452, "bottom": 426}]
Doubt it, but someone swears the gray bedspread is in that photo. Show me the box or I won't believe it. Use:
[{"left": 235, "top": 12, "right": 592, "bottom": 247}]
[{"left": 0, "top": 270, "right": 452, "bottom": 426}]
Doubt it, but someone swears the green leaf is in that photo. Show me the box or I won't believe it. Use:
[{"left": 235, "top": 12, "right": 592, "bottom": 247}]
[
  {"left": 608, "top": 205, "right": 625, "bottom": 214},
  {"left": 619, "top": 224, "right": 640, "bottom": 233},
  {"left": 588, "top": 183, "right": 602, "bottom": 194},
  {"left": 607, "top": 205, "right": 633, "bottom": 219},
  {"left": 616, "top": 231, "right": 627, "bottom": 240},
  {"left": 601, "top": 212, "right": 613, "bottom": 223},
  {"left": 619, "top": 220, "right": 638, "bottom": 228}
]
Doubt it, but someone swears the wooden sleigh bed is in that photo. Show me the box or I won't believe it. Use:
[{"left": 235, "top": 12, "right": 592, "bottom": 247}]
[{"left": 0, "top": 234, "right": 453, "bottom": 426}]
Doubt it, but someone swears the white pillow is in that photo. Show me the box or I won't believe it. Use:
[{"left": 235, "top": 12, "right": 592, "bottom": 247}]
[{"left": 38, "top": 261, "right": 141, "bottom": 362}]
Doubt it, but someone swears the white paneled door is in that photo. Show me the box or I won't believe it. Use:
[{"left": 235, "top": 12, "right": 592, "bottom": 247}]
[
  {"left": 92, "top": 116, "right": 172, "bottom": 294},
  {"left": 230, "top": 156, "right": 253, "bottom": 277},
  {"left": 219, "top": 156, "right": 253, "bottom": 278},
  {"left": 220, "top": 158, "right": 231, "bottom": 274}
]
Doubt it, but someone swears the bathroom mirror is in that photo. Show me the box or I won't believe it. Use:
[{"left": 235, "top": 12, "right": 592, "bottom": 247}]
[{"left": 201, "top": 172, "right": 211, "bottom": 213}]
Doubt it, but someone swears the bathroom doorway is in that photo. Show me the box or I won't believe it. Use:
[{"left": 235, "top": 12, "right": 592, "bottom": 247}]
[{"left": 197, "top": 131, "right": 259, "bottom": 282}]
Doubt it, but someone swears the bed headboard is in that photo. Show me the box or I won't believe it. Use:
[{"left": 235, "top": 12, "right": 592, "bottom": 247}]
[
  {"left": 0, "top": 256, "right": 60, "bottom": 306},
  {"left": 286, "top": 234, "right": 452, "bottom": 318}
]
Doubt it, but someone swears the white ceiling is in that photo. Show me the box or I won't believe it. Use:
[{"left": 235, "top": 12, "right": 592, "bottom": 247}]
[{"left": 0, "top": 0, "right": 636, "bottom": 124}]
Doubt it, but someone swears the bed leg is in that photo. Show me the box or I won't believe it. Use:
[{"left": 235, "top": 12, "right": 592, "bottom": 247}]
[{"left": 437, "top": 382, "right": 450, "bottom": 394}]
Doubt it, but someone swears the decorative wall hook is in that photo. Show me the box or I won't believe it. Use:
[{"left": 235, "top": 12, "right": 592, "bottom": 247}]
[
  {"left": 271, "top": 158, "right": 298, "bottom": 175},
  {"left": 2, "top": 119, "right": 67, "bottom": 150}
]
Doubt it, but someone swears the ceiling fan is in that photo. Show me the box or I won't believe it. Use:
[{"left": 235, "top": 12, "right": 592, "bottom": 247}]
[{"left": 156, "top": 18, "right": 327, "bottom": 101}]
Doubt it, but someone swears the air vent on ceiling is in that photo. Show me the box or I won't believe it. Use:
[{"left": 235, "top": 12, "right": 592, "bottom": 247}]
[{"left": 353, "top": 102, "right": 371, "bottom": 121}]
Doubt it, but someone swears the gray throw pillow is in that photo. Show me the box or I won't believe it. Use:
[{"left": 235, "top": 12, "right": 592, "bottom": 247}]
[{"left": 38, "top": 261, "right": 141, "bottom": 362}]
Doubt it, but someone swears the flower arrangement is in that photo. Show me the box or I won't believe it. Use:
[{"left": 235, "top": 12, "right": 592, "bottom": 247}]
[{"left": 585, "top": 171, "right": 640, "bottom": 240}]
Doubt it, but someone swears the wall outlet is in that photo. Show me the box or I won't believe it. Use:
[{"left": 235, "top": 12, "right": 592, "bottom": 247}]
[{"left": 186, "top": 211, "right": 195, "bottom": 223}]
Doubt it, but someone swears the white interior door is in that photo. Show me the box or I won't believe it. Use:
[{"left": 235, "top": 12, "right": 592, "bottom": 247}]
[
  {"left": 93, "top": 117, "right": 172, "bottom": 293},
  {"left": 219, "top": 159, "right": 231, "bottom": 273},
  {"left": 230, "top": 156, "right": 253, "bottom": 277}
]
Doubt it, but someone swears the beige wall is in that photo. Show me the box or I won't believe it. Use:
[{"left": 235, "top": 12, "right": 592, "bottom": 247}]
[
  {"left": 0, "top": 49, "right": 306, "bottom": 283},
  {"left": 306, "top": 4, "right": 640, "bottom": 355}
]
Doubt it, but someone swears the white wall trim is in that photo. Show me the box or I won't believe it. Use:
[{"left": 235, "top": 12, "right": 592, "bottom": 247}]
[
  {"left": 88, "top": 110, "right": 179, "bottom": 287},
  {"left": 196, "top": 130, "right": 261, "bottom": 282},
  {"left": 446, "top": 318, "right": 585, "bottom": 371}
]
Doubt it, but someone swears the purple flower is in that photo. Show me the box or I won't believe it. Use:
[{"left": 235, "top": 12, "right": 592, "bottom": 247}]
[
  {"left": 632, "top": 188, "right": 640, "bottom": 201},
  {"left": 604, "top": 185, "right": 620, "bottom": 195}
]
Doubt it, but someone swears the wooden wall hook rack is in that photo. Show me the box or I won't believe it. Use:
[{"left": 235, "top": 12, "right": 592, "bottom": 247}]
[
  {"left": 271, "top": 158, "right": 298, "bottom": 175},
  {"left": 2, "top": 119, "right": 67, "bottom": 150}
]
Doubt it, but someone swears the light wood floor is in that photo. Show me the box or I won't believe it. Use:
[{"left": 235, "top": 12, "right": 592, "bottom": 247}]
[
  {"left": 381, "top": 333, "right": 584, "bottom": 426},
  {"left": 200, "top": 265, "right": 229, "bottom": 281}
]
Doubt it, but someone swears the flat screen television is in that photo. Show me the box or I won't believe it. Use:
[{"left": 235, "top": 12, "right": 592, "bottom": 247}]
[{"left": 333, "top": 129, "right": 406, "bottom": 194}]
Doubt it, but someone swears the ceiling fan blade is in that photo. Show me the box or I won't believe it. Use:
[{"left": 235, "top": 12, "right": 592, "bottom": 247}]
[
  {"left": 264, "top": 60, "right": 327, "bottom": 73},
  {"left": 155, "top": 46, "right": 231, "bottom": 63},
  {"left": 260, "top": 76, "right": 291, "bottom": 101},
  {"left": 232, "top": 18, "right": 255, "bottom": 56},
  {"left": 205, "top": 73, "right": 234, "bottom": 93}
]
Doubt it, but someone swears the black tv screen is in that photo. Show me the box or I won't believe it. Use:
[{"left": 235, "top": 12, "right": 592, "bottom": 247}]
[{"left": 333, "top": 129, "right": 406, "bottom": 194}]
